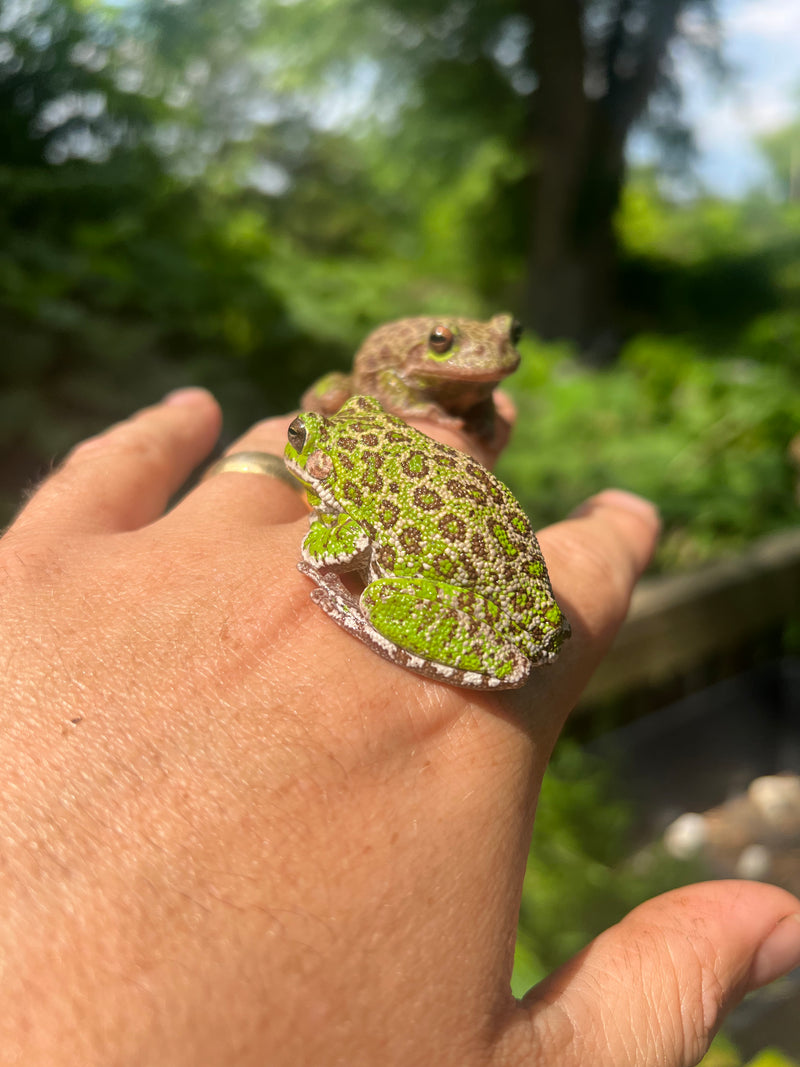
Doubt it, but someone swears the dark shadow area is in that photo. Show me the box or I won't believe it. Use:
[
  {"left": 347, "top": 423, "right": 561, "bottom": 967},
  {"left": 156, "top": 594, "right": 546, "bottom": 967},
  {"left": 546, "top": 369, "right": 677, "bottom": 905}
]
[{"left": 621, "top": 244, "right": 800, "bottom": 349}]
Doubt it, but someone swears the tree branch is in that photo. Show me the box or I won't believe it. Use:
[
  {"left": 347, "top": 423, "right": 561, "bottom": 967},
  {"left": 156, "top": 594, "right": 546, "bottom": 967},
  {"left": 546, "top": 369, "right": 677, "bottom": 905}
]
[
  {"left": 603, "top": 0, "right": 635, "bottom": 92},
  {"left": 604, "top": 0, "right": 686, "bottom": 138}
]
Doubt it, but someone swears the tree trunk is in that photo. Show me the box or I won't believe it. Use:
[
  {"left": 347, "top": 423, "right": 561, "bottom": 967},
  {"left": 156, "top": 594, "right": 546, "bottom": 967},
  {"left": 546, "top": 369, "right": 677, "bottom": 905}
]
[
  {"left": 525, "top": 99, "right": 625, "bottom": 363},
  {"left": 523, "top": 0, "right": 685, "bottom": 362}
]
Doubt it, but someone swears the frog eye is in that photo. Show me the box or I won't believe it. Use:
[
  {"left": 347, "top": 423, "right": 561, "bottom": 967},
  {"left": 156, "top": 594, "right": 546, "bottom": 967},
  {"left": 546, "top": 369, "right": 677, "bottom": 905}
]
[
  {"left": 429, "top": 325, "right": 454, "bottom": 354},
  {"left": 287, "top": 417, "right": 308, "bottom": 452},
  {"left": 511, "top": 319, "right": 523, "bottom": 345}
]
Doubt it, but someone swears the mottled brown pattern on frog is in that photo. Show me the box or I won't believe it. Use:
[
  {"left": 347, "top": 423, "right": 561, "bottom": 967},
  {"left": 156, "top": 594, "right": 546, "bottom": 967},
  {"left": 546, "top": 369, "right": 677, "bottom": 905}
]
[
  {"left": 438, "top": 513, "right": 467, "bottom": 542},
  {"left": 412, "top": 486, "right": 443, "bottom": 511},
  {"left": 399, "top": 527, "right": 423, "bottom": 554},
  {"left": 342, "top": 481, "right": 363, "bottom": 506},
  {"left": 377, "top": 544, "right": 397, "bottom": 570},
  {"left": 285, "top": 395, "right": 569, "bottom": 689},
  {"left": 300, "top": 314, "right": 522, "bottom": 445},
  {"left": 379, "top": 500, "right": 401, "bottom": 527}
]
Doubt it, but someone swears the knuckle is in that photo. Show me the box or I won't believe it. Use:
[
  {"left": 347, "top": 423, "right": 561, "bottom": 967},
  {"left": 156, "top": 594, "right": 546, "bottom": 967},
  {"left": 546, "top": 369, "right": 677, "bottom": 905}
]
[
  {"left": 0, "top": 533, "right": 65, "bottom": 589},
  {"left": 68, "top": 416, "right": 171, "bottom": 480}
]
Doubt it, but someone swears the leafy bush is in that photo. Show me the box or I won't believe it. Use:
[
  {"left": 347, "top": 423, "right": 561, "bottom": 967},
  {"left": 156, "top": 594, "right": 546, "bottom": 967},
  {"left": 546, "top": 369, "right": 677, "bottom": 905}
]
[{"left": 499, "top": 330, "right": 800, "bottom": 570}]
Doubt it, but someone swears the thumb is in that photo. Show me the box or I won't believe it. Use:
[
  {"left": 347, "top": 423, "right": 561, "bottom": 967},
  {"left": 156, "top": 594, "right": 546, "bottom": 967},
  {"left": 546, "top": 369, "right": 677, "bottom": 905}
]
[{"left": 512, "top": 881, "right": 800, "bottom": 1067}]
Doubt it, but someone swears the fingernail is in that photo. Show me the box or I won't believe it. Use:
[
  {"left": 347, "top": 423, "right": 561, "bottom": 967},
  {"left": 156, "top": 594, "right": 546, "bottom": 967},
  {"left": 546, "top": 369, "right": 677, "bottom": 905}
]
[
  {"left": 750, "top": 913, "right": 800, "bottom": 988},
  {"left": 163, "top": 387, "right": 214, "bottom": 406}
]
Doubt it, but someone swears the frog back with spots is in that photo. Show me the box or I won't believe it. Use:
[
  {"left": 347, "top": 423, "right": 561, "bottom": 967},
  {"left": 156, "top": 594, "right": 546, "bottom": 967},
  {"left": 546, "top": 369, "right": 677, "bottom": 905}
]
[{"left": 304, "top": 397, "right": 564, "bottom": 662}]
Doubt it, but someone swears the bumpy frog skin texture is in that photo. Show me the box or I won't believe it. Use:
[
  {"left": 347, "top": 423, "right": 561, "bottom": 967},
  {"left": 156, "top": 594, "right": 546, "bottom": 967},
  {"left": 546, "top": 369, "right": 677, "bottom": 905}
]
[
  {"left": 284, "top": 396, "right": 570, "bottom": 690},
  {"left": 300, "top": 313, "right": 521, "bottom": 444}
]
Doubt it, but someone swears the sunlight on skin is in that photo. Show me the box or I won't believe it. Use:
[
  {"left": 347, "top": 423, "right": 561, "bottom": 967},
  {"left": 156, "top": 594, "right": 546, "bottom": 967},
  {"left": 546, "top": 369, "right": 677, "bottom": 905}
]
[{"left": 0, "top": 389, "right": 798, "bottom": 1066}]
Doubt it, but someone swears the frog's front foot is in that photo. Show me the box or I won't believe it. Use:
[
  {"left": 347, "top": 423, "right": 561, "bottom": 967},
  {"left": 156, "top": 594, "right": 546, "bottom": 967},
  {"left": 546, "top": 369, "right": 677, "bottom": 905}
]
[{"left": 300, "top": 372, "right": 353, "bottom": 416}]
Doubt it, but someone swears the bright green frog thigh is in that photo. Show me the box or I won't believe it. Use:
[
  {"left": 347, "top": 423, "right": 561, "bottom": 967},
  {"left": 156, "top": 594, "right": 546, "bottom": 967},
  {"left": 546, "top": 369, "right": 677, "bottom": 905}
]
[{"left": 361, "top": 575, "right": 527, "bottom": 682}]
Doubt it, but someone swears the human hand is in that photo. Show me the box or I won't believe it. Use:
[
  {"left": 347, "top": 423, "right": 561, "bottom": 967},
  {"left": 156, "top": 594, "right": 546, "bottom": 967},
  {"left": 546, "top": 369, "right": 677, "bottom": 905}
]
[{"left": 1, "top": 388, "right": 798, "bottom": 1066}]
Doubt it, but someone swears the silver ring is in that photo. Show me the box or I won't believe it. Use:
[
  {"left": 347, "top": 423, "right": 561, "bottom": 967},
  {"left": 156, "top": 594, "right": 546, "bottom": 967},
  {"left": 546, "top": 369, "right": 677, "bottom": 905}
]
[{"left": 203, "top": 451, "right": 302, "bottom": 491}]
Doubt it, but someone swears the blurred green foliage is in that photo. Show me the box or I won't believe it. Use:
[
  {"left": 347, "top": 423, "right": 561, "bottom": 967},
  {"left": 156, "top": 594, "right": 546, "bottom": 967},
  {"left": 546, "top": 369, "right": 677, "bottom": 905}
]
[
  {"left": 699, "top": 1035, "right": 800, "bottom": 1067},
  {"left": 495, "top": 182, "right": 800, "bottom": 570},
  {"left": 500, "top": 327, "right": 800, "bottom": 571},
  {"left": 512, "top": 742, "right": 705, "bottom": 994}
]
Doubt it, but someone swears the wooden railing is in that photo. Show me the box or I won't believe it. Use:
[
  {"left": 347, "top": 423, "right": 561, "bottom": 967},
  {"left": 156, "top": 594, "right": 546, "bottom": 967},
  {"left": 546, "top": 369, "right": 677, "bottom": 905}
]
[{"left": 578, "top": 527, "right": 800, "bottom": 710}]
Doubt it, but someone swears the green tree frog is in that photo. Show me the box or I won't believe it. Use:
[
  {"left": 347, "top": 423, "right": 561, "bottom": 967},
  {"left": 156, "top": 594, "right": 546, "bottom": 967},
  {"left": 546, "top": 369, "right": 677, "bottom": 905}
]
[{"left": 284, "top": 396, "right": 570, "bottom": 690}]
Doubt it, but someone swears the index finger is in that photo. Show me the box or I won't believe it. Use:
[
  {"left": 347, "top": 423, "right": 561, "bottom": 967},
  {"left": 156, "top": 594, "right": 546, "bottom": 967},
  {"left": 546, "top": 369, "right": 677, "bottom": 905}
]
[
  {"left": 518, "top": 489, "right": 661, "bottom": 726},
  {"left": 547, "top": 488, "right": 661, "bottom": 632}
]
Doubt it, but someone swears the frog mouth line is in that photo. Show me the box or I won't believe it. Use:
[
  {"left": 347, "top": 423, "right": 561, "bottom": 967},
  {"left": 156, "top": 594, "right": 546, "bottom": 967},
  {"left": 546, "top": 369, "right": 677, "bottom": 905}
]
[
  {"left": 419, "top": 362, "right": 520, "bottom": 382},
  {"left": 282, "top": 455, "right": 308, "bottom": 488},
  {"left": 284, "top": 454, "right": 342, "bottom": 510}
]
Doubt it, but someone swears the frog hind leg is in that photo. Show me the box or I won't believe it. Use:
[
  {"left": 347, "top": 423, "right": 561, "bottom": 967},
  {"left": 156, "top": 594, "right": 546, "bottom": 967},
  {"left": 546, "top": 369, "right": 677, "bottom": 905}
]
[
  {"left": 298, "top": 562, "right": 362, "bottom": 616},
  {"left": 361, "top": 576, "right": 531, "bottom": 689},
  {"left": 298, "top": 567, "right": 529, "bottom": 691},
  {"left": 298, "top": 563, "right": 436, "bottom": 678},
  {"left": 299, "top": 565, "right": 529, "bottom": 689}
]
